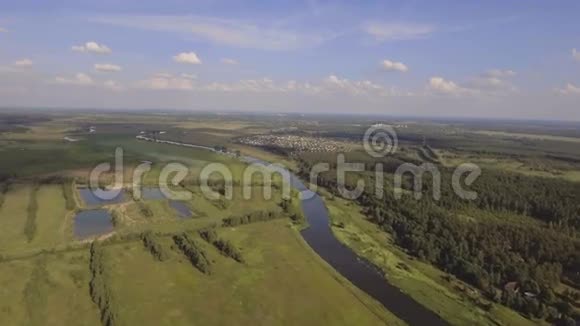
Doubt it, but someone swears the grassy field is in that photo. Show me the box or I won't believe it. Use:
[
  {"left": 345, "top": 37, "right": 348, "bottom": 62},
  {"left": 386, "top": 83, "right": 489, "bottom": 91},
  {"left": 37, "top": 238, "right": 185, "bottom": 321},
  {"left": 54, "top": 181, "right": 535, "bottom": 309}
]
[
  {"left": 324, "top": 196, "right": 540, "bottom": 326},
  {"left": 438, "top": 149, "right": 580, "bottom": 182},
  {"left": 0, "top": 252, "right": 101, "bottom": 326},
  {"left": 104, "top": 220, "right": 402, "bottom": 325},
  {"left": 32, "top": 185, "right": 71, "bottom": 248},
  {"left": 0, "top": 184, "right": 33, "bottom": 252}
]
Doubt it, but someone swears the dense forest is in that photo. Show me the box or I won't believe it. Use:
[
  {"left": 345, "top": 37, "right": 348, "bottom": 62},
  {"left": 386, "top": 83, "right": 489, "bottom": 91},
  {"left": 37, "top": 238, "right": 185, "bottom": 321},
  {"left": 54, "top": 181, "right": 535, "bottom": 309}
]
[{"left": 298, "top": 155, "right": 580, "bottom": 325}]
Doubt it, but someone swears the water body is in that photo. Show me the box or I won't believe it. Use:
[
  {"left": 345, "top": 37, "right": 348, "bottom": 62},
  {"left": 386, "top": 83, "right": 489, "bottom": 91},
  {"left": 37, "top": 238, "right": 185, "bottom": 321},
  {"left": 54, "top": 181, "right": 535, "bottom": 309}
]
[
  {"left": 169, "top": 201, "right": 193, "bottom": 219},
  {"left": 78, "top": 187, "right": 126, "bottom": 207},
  {"left": 140, "top": 187, "right": 192, "bottom": 219},
  {"left": 74, "top": 209, "right": 114, "bottom": 239},
  {"left": 141, "top": 139, "right": 448, "bottom": 325},
  {"left": 140, "top": 187, "right": 167, "bottom": 200}
]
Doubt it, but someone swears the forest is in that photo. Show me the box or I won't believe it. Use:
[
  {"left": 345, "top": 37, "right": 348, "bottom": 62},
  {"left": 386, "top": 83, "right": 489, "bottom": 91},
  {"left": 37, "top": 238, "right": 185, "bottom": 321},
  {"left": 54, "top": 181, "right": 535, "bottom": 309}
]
[{"left": 298, "top": 155, "right": 580, "bottom": 325}]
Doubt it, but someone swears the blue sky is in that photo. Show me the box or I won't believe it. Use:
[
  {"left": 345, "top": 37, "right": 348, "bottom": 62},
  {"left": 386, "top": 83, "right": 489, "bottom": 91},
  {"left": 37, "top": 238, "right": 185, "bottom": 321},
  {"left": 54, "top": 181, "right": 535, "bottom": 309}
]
[{"left": 1, "top": 0, "right": 579, "bottom": 120}]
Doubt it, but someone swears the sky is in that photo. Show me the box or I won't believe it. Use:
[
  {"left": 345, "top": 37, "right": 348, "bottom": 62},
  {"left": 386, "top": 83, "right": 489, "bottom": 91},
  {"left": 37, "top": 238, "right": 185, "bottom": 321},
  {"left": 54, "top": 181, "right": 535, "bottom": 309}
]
[{"left": 0, "top": 0, "right": 579, "bottom": 120}]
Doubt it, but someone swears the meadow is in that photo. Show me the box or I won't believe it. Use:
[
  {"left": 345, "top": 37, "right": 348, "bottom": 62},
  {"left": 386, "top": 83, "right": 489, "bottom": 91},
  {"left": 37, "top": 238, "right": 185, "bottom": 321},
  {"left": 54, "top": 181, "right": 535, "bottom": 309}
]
[{"left": 0, "top": 111, "right": 401, "bottom": 326}]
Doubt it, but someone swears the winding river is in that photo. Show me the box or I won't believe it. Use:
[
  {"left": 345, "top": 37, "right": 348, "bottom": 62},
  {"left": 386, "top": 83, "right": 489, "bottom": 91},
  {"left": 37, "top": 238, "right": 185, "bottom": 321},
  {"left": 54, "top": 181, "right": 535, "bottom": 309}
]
[{"left": 138, "top": 136, "right": 448, "bottom": 325}]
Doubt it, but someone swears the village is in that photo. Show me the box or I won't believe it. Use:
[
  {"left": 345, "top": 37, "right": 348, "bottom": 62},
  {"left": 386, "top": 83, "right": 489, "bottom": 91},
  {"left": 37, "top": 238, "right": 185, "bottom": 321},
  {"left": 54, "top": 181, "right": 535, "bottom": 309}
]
[{"left": 235, "top": 134, "right": 354, "bottom": 153}]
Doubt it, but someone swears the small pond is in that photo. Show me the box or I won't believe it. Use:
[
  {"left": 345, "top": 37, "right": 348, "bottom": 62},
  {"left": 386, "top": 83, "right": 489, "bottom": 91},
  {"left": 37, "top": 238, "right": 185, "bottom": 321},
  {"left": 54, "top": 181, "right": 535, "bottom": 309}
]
[
  {"left": 74, "top": 209, "right": 114, "bottom": 239},
  {"left": 139, "top": 187, "right": 168, "bottom": 200},
  {"left": 78, "top": 187, "right": 126, "bottom": 206},
  {"left": 169, "top": 201, "right": 192, "bottom": 219}
]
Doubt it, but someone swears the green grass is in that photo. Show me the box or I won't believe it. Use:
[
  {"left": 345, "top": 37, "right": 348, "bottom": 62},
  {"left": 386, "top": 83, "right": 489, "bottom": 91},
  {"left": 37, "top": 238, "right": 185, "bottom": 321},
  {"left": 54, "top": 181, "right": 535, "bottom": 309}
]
[
  {"left": 0, "top": 184, "right": 32, "bottom": 252},
  {"left": 104, "top": 220, "right": 403, "bottom": 325},
  {"left": 325, "top": 196, "right": 539, "bottom": 326},
  {"left": 32, "top": 185, "right": 71, "bottom": 248},
  {"left": 0, "top": 252, "right": 100, "bottom": 326}
]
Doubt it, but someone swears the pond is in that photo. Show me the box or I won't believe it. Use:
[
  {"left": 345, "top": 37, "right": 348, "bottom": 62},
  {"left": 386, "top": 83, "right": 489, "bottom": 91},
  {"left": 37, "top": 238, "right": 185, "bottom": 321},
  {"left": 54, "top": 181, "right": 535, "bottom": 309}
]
[
  {"left": 74, "top": 209, "right": 114, "bottom": 239},
  {"left": 169, "top": 201, "right": 192, "bottom": 219},
  {"left": 78, "top": 187, "right": 126, "bottom": 207},
  {"left": 139, "top": 187, "right": 167, "bottom": 200},
  {"left": 140, "top": 187, "right": 192, "bottom": 219}
]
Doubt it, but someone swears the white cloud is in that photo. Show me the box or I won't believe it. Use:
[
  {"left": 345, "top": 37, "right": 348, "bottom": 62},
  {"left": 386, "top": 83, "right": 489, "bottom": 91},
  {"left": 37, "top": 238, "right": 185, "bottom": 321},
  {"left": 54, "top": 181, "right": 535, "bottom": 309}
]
[
  {"left": 429, "top": 68, "right": 517, "bottom": 96},
  {"left": 136, "top": 73, "right": 194, "bottom": 90},
  {"left": 556, "top": 83, "right": 580, "bottom": 95},
  {"left": 133, "top": 73, "right": 403, "bottom": 97},
  {"left": 221, "top": 58, "right": 238, "bottom": 65},
  {"left": 94, "top": 63, "right": 122, "bottom": 72},
  {"left": 13, "top": 58, "right": 33, "bottom": 68},
  {"left": 91, "top": 14, "right": 332, "bottom": 51},
  {"left": 323, "top": 75, "right": 390, "bottom": 96},
  {"left": 71, "top": 41, "right": 112, "bottom": 54},
  {"left": 428, "top": 77, "right": 464, "bottom": 94},
  {"left": 380, "top": 59, "right": 408, "bottom": 72},
  {"left": 363, "top": 22, "right": 433, "bottom": 41},
  {"left": 0, "top": 27, "right": 7, "bottom": 33},
  {"left": 467, "top": 69, "right": 516, "bottom": 93},
  {"left": 180, "top": 73, "right": 197, "bottom": 80},
  {"left": 203, "top": 78, "right": 287, "bottom": 93},
  {"left": 484, "top": 69, "right": 516, "bottom": 78},
  {"left": 573, "top": 48, "right": 580, "bottom": 61},
  {"left": 103, "top": 80, "right": 124, "bottom": 91},
  {"left": 55, "top": 73, "right": 94, "bottom": 85},
  {"left": 173, "top": 52, "right": 202, "bottom": 64}
]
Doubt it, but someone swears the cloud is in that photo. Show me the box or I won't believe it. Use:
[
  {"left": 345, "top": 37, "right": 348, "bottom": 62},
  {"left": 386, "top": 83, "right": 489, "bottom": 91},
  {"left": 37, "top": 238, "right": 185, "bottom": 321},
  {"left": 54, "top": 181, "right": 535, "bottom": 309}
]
[
  {"left": 71, "top": 41, "right": 112, "bottom": 54},
  {"left": 54, "top": 73, "right": 94, "bottom": 85},
  {"left": 429, "top": 69, "right": 517, "bottom": 96},
  {"left": 133, "top": 73, "right": 404, "bottom": 97},
  {"left": 322, "top": 75, "right": 398, "bottom": 96},
  {"left": 467, "top": 69, "right": 516, "bottom": 93},
  {"left": 203, "top": 78, "right": 288, "bottom": 93},
  {"left": 573, "top": 48, "right": 580, "bottom": 61},
  {"left": 103, "top": 80, "right": 124, "bottom": 91},
  {"left": 180, "top": 73, "right": 196, "bottom": 80},
  {"left": 556, "top": 83, "right": 580, "bottom": 95},
  {"left": 13, "top": 59, "right": 33, "bottom": 68},
  {"left": 91, "top": 14, "right": 332, "bottom": 51},
  {"left": 221, "top": 58, "right": 238, "bottom": 65},
  {"left": 380, "top": 59, "right": 408, "bottom": 72},
  {"left": 94, "top": 63, "right": 122, "bottom": 72},
  {"left": 483, "top": 69, "right": 516, "bottom": 78},
  {"left": 0, "top": 27, "right": 7, "bottom": 33},
  {"left": 363, "top": 22, "right": 433, "bottom": 41},
  {"left": 428, "top": 77, "right": 463, "bottom": 94},
  {"left": 173, "top": 52, "right": 202, "bottom": 64},
  {"left": 136, "top": 73, "right": 194, "bottom": 90}
]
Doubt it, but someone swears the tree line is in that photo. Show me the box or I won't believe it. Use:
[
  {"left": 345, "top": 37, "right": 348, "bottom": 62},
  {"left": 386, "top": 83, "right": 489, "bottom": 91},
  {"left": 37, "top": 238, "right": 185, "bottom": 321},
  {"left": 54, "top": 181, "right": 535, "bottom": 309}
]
[
  {"left": 172, "top": 233, "right": 212, "bottom": 274},
  {"left": 222, "top": 210, "right": 281, "bottom": 227},
  {"left": 199, "top": 228, "right": 244, "bottom": 263},
  {"left": 24, "top": 183, "right": 40, "bottom": 242},
  {"left": 140, "top": 231, "right": 169, "bottom": 262},
  {"left": 89, "top": 243, "right": 118, "bottom": 326}
]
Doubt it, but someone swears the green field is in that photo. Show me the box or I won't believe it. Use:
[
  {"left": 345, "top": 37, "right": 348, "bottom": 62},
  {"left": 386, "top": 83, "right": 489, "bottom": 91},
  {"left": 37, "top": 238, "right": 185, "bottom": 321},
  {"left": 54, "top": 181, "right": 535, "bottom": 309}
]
[
  {"left": 1, "top": 111, "right": 579, "bottom": 325},
  {"left": 104, "top": 220, "right": 402, "bottom": 325}
]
